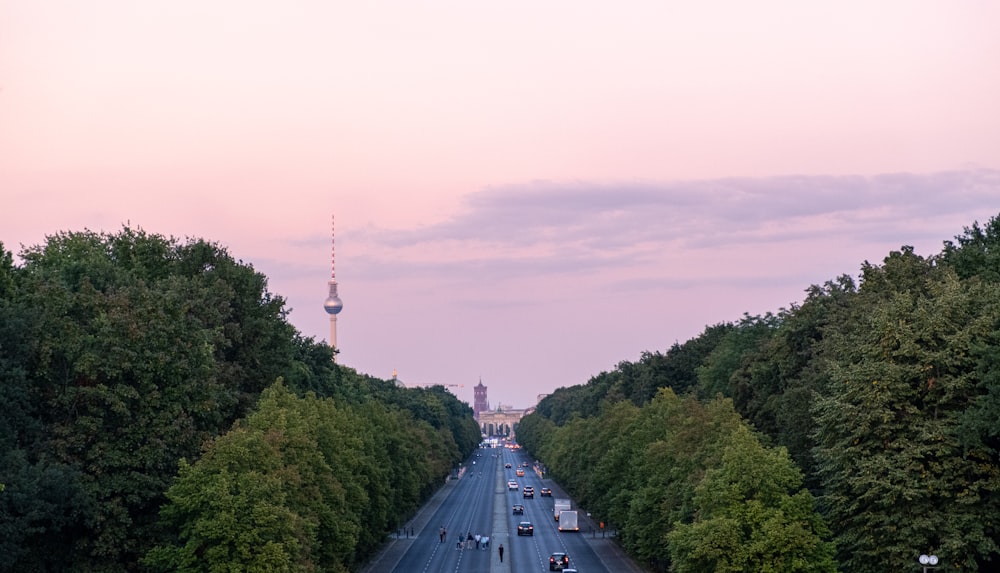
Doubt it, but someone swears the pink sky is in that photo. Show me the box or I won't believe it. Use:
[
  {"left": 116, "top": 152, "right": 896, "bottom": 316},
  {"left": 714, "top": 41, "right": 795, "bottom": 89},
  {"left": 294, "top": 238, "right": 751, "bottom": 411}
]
[{"left": 2, "top": 1, "right": 999, "bottom": 408}]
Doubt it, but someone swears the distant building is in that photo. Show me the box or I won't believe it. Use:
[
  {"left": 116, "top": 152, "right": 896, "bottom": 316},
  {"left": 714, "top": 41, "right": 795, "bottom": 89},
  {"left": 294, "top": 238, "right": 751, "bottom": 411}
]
[
  {"left": 472, "top": 380, "right": 536, "bottom": 438},
  {"left": 473, "top": 379, "right": 489, "bottom": 419},
  {"left": 478, "top": 404, "right": 532, "bottom": 439},
  {"left": 390, "top": 369, "right": 406, "bottom": 387}
]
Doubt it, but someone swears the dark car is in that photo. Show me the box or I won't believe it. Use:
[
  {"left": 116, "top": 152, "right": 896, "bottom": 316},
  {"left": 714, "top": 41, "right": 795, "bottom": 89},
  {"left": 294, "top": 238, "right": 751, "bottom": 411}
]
[
  {"left": 505, "top": 463, "right": 512, "bottom": 468},
  {"left": 523, "top": 486, "right": 534, "bottom": 498},
  {"left": 540, "top": 487, "right": 552, "bottom": 497},
  {"left": 517, "top": 521, "right": 534, "bottom": 536},
  {"left": 512, "top": 504, "right": 524, "bottom": 515},
  {"left": 549, "top": 552, "right": 570, "bottom": 570}
]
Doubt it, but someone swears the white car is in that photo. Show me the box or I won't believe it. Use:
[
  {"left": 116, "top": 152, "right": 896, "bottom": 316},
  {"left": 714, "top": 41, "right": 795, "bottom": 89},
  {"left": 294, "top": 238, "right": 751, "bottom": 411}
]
[{"left": 507, "top": 480, "right": 519, "bottom": 490}]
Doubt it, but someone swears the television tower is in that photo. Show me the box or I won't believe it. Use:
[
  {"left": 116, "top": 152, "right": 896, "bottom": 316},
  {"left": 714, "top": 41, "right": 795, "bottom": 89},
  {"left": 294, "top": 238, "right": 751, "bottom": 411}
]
[{"left": 323, "top": 214, "right": 343, "bottom": 360}]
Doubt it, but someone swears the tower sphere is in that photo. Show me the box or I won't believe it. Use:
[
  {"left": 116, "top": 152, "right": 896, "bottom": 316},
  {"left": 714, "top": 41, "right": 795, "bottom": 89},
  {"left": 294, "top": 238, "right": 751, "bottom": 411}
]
[{"left": 324, "top": 292, "right": 343, "bottom": 314}]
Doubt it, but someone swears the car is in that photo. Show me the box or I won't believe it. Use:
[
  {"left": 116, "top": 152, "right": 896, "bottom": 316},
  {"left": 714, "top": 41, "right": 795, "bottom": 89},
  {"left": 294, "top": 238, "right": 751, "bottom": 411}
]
[
  {"left": 549, "top": 552, "right": 570, "bottom": 570},
  {"left": 523, "top": 486, "right": 534, "bottom": 498},
  {"left": 512, "top": 504, "right": 524, "bottom": 515},
  {"left": 508, "top": 480, "right": 519, "bottom": 490},
  {"left": 517, "top": 521, "right": 534, "bottom": 536},
  {"left": 516, "top": 468, "right": 525, "bottom": 477},
  {"left": 505, "top": 463, "right": 512, "bottom": 468},
  {"left": 540, "top": 487, "right": 552, "bottom": 497}
]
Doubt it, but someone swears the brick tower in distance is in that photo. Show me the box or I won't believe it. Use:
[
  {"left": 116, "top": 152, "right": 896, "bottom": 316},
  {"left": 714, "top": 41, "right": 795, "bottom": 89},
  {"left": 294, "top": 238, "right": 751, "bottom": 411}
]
[{"left": 473, "top": 379, "right": 488, "bottom": 420}]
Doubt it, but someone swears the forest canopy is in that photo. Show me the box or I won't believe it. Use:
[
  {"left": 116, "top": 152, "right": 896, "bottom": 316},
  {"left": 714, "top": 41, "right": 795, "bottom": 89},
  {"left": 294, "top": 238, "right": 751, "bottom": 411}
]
[
  {"left": 518, "top": 214, "right": 1000, "bottom": 573},
  {"left": 0, "top": 228, "right": 480, "bottom": 572}
]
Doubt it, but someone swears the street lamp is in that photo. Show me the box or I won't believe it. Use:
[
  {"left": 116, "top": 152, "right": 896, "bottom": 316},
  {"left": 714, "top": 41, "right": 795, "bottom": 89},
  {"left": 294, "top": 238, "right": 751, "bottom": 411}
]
[{"left": 918, "top": 554, "right": 938, "bottom": 573}]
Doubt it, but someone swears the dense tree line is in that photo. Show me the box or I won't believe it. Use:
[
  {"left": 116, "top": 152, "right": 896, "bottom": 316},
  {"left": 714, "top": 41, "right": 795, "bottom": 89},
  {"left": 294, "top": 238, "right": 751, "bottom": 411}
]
[
  {"left": 0, "top": 228, "right": 480, "bottom": 572},
  {"left": 520, "top": 390, "right": 836, "bottom": 572},
  {"left": 519, "top": 214, "right": 1000, "bottom": 572}
]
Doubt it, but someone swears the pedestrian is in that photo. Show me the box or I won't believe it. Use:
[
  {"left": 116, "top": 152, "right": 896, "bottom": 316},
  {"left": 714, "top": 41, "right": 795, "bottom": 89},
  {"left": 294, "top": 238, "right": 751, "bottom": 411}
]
[
  {"left": 439, "top": 526, "right": 445, "bottom": 543},
  {"left": 457, "top": 534, "right": 462, "bottom": 550},
  {"left": 498, "top": 543, "right": 504, "bottom": 563},
  {"left": 481, "top": 535, "right": 489, "bottom": 550},
  {"left": 475, "top": 533, "right": 481, "bottom": 549},
  {"left": 466, "top": 531, "right": 473, "bottom": 549}
]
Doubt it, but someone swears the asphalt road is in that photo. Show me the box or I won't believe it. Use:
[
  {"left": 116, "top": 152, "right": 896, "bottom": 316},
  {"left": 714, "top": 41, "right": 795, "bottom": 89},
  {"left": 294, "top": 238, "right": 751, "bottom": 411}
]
[{"left": 360, "top": 446, "right": 646, "bottom": 573}]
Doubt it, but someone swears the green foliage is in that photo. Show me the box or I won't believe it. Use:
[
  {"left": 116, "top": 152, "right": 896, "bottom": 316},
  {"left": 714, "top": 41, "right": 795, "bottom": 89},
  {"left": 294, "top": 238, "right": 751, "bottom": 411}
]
[
  {"left": 0, "top": 226, "right": 479, "bottom": 572},
  {"left": 523, "top": 388, "right": 829, "bottom": 572},
  {"left": 146, "top": 380, "right": 468, "bottom": 572},
  {"left": 667, "top": 425, "right": 836, "bottom": 573},
  {"left": 147, "top": 383, "right": 343, "bottom": 572},
  {"left": 143, "top": 441, "right": 316, "bottom": 573},
  {"left": 504, "top": 217, "right": 1000, "bottom": 572},
  {"left": 814, "top": 251, "right": 1000, "bottom": 572},
  {"left": 0, "top": 452, "right": 95, "bottom": 572},
  {"left": 582, "top": 400, "right": 642, "bottom": 524},
  {"left": 695, "top": 313, "right": 779, "bottom": 400},
  {"left": 658, "top": 323, "right": 736, "bottom": 397},
  {"left": 0, "top": 241, "right": 14, "bottom": 299},
  {"left": 533, "top": 322, "right": 736, "bottom": 425},
  {"left": 620, "top": 392, "right": 746, "bottom": 569},
  {"left": 517, "top": 218, "right": 1000, "bottom": 572},
  {"left": 730, "top": 276, "right": 857, "bottom": 487},
  {"left": 941, "top": 214, "right": 1000, "bottom": 282},
  {"left": 2, "top": 227, "right": 301, "bottom": 569}
]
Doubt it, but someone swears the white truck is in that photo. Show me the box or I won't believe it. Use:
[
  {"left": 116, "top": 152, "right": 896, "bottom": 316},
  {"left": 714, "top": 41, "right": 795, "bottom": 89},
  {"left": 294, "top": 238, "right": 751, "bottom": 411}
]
[
  {"left": 553, "top": 498, "right": 571, "bottom": 521},
  {"left": 557, "top": 510, "right": 579, "bottom": 532}
]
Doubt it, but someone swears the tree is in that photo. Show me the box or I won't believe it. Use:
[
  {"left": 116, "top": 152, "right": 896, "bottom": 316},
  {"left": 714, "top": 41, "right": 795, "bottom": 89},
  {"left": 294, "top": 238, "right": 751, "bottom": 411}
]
[
  {"left": 147, "top": 377, "right": 475, "bottom": 572},
  {"left": 144, "top": 432, "right": 319, "bottom": 572},
  {"left": 667, "top": 425, "right": 836, "bottom": 573},
  {"left": 0, "top": 452, "right": 94, "bottom": 572},
  {"left": 695, "top": 314, "right": 779, "bottom": 400},
  {"left": 0, "top": 241, "right": 14, "bottom": 299},
  {"left": 4, "top": 227, "right": 298, "bottom": 570},
  {"left": 730, "top": 276, "right": 857, "bottom": 487},
  {"left": 1, "top": 226, "right": 481, "bottom": 571},
  {"left": 814, "top": 251, "right": 1000, "bottom": 572},
  {"left": 941, "top": 214, "right": 1000, "bottom": 282},
  {"left": 621, "top": 391, "right": 743, "bottom": 570},
  {"left": 585, "top": 400, "right": 642, "bottom": 524}
]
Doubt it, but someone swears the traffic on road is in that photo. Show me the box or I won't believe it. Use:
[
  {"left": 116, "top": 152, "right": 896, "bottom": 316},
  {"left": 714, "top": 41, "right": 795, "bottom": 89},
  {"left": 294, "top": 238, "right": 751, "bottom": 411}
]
[{"left": 365, "top": 443, "right": 640, "bottom": 572}]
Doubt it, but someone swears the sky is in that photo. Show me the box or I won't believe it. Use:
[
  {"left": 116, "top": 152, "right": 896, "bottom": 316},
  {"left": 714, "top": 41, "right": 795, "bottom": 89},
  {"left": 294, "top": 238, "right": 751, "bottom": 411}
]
[{"left": 2, "top": 1, "right": 999, "bottom": 409}]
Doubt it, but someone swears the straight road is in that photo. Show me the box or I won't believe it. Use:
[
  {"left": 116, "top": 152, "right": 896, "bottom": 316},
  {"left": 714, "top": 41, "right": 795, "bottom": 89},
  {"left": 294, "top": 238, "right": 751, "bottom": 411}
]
[{"left": 361, "top": 445, "right": 646, "bottom": 573}]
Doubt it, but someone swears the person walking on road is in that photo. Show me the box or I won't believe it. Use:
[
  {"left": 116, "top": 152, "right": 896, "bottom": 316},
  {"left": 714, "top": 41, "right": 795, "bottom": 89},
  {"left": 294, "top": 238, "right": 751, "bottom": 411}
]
[{"left": 498, "top": 544, "right": 504, "bottom": 563}]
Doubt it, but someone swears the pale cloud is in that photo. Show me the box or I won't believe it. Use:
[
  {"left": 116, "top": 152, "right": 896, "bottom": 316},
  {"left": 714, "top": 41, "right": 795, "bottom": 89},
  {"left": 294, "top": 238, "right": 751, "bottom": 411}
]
[
  {"left": 344, "top": 169, "right": 1000, "bottom": 287},
  {"left": 246, "top": 168, "right": 1000, "bottom": 402}
]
